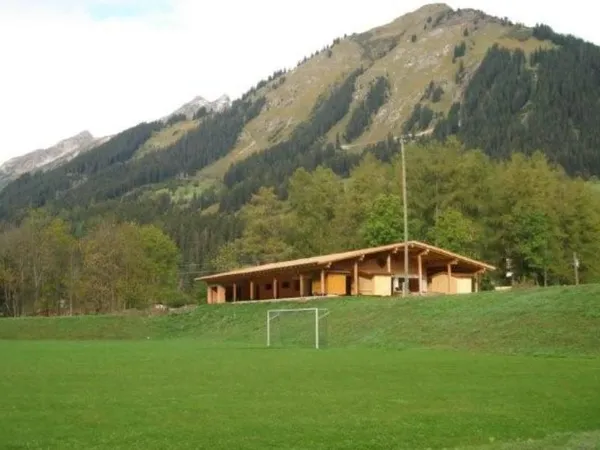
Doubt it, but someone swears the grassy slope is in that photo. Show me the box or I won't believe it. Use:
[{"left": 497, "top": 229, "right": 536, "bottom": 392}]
[
  {"left": 134, "top": 119, "right": 200, "bottom": 159},
  {"left": 194, "top": 6, "right": 553, "bottom": 187},
  {"left": 194, "top": 38, "right": 367, "bottom": 186},
  {"left": 1, "top": 285, "right": 600, "bottom": 449},
  {"left": 329, "top": 11, "right": 553, "bottom": 150},
  {"left": 2, "top": 285, "right": 599, "bottom": 356}
]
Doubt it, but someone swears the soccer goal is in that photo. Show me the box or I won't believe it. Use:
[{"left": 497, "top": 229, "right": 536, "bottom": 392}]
[{"left": 266, "top": 308, "right": 329, "bottom": 349}]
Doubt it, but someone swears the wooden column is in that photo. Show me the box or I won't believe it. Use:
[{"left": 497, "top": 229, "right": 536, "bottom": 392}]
[
  {"left": 447, "top": 263, "right": 452, "bottom": 294},
  {"left": 386, "top": 253, "right": 392, "bottom": 274},
  {"left": 207, "top": 286, "right": 213, "bottom": 304},
  {"left": 233, "top": 283, "right": 237, "bottom": 302},
  {"left": 250, "top": 281, "right": 255, "bottom": 300},
  {"left": 474, "top": 275, "right": 479, "bottom": 293},
  {"left": 417, "top": 254, "right": 423, "bottom": 296},
  {"left": 353, "top": 261, "right": 359, "bottom": 295},
  {"left": 273, "top": 278, "right": 278, "bottom": 299},
  {"left": 216, "top": 286, "right": 226, "bottom": 304},
  {"left": 320, "top": 269, "right": 326, "bottom": 296},
  {"left": 299, "top": 274, "right": 305, "bottom": 297}
]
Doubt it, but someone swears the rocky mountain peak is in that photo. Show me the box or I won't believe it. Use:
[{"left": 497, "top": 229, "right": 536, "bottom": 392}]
[
  {"left": 0, "top": 130, "right": 104, "bottom": 190},
  {"left": 162, "top": 94, "right": 232, "bottom": 121}
]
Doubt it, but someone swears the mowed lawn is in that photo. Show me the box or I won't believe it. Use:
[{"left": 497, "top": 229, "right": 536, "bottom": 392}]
[{"left": 1, "top": 340, "right": 600, "bottom": 450}]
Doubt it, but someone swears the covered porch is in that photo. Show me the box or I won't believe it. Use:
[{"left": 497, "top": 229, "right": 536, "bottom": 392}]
[{"left": 200, "top": 241, "right": 494, "bottom": 304}]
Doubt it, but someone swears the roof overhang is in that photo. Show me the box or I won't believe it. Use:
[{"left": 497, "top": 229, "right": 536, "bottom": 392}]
[{"left": 196, "top": 241, "right": 496, "bottom": 284}]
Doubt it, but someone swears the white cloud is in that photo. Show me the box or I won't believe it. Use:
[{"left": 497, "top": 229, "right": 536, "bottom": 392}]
[{"left": 0, "top": 0, "right": 598, "bottom": 163}]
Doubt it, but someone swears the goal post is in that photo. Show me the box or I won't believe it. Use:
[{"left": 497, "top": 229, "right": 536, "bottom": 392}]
[{"left": 266, "top": 308, "right": 329, "bottom": 349}]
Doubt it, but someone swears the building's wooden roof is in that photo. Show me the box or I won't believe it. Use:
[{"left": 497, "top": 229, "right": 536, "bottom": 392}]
[{"left": 197, "top": 241, "right": 496, "bottom": 283}]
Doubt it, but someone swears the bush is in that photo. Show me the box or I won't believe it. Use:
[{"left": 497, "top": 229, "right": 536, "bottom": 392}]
[
  {"left": 163, "top": 290, "right": 193, "bottom": 308},
  {"left": 432, "top": 86, "right": 444, "bottom": 103},
  {"left": 453, "top": 41, "right": 467, "bottom": 60}
]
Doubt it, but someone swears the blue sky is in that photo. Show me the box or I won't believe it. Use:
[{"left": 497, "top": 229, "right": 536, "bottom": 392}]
[
  {"left": 2, "top": 0, "right": 173, "bottom": 18},
  {"left": 86, "top": 0, "right": 172, "bottom": 20},
  {"left": 0, "top": 0, "right": 598, "bottom": 163}
]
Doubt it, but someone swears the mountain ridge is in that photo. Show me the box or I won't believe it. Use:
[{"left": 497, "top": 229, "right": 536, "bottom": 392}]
[
  {"left": 1, "top": 4, "right": 599, "bottom": 222},
  {"left": 161, "top": 94, "right": 232, "bottom": 122},
  {"left": 0, "top": 93, "right": 232, "bottom": 191},
  {"left": 0, "top": 131, "right": 109, "bottom": 190}
]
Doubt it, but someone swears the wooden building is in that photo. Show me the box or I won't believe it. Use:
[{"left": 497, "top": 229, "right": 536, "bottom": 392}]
[{"left": 197, "top": 241, "right": 495, "bottom": 304}]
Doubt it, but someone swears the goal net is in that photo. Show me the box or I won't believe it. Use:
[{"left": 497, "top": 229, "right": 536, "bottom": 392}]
[{"left": 266, "top": 308, "right": 329, "bottom": 349}]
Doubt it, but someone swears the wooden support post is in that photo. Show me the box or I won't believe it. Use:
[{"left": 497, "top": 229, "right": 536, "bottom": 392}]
[
  {"left": 418, "top": 254, "right": 423, "bottom": 296},
  {"left": 447, "top": 263, "right": 452, "bottom": 294},
  {"left": 386, "top": 253, "right": 392, "bottom": 274},
  {"left": 233, "top": 283, "right": 237, "bottom": 302},
  {"left": 250, "top": 281, "right": 255, "bottom": 300},
  {"left": 299, "top": 274, "right": 305, "bottom": 298},
  {"left": 474, "top": 269, "right": 484, "bottom": 293},
  {"left": 273, "top": 278, "right": 278, "bottom": 299},
  {"left": 320, "top": 269, "right": 326, "bottom": 296},
  {"left": 353, "top": 261, "right": 359, "bottom": 296},
  {"left": 207, "top": 286, "right": 213, "bottom": 304},
  {"left": 417, "top": 250, "right": 429, "bottom": 296}
]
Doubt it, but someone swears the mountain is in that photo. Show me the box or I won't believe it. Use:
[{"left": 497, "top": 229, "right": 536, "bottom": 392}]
[
  {"left": 162, "top": 94, "right": 231, "bottom": 122},
  {"left": 4, "top": 2, "right": 600, "bottom": 314},
  {"left": 0, "top": 131, "right": 108, "bottom": 190},
  {"left": 0, "top": 94, "right": 230, "bottom": 191},
  {"left": 2, "top": 3, "right": 600, "bottom": 281}
]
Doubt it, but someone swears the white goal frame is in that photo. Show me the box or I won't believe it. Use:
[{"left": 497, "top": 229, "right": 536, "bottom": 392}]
[{"left": 266, "top": 308, "right": 330, "bottom": 349}]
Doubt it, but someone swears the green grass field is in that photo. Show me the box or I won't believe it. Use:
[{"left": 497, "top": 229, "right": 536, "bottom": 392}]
[{"left": 1, "top": 286, "right": 600, "bottom": 449}]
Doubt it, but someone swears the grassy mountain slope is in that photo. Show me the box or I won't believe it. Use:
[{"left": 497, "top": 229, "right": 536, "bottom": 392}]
[
  {"left": 196, "top": 4, "right": 550, "bottom": 184},
  {"left": 0, "top": 4, "right": 577, "bottom": 216},
  {"left": 2, "top": 285, "right": 599, "bottom": 357},
  {"left": 134, "top": 119, "right": 200, "bottom": 159},
  {"left": 195, "top": 38, "right": 367, "bottom": 184}
]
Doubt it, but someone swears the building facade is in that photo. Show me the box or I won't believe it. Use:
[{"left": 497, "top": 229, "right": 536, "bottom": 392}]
[{"left": 197, "top": 241, "right": 495, "bottom": 304}]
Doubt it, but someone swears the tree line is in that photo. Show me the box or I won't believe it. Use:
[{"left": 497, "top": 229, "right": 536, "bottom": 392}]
[
  {"left": 213, "top": 138, "right": 600, "bottom": 288},
  {"left": 434, "top": 29, "right": 600, "bottom": 176},
  {"left": 0, "top": 211, "right": 184, "bottom": 317},
  {"left": 5, "top": 137, "right": 599, "bottom": 316}
]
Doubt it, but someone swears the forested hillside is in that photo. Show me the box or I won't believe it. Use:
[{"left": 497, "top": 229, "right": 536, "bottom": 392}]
[
  {"left": 435, "top": 25, "right": 600, "bottom": 175},
  {"left": 3, "top": 3, "right": 600, "bottom": 316}
]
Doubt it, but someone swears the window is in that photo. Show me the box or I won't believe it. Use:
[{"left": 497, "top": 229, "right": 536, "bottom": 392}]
[{"left": 282, "top": 281, "right": 290, "bottom": 289}]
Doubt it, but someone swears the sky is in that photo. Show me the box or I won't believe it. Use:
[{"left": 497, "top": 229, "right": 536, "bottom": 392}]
[{"left": 0, "top": 0, "right": 598, "bottom": 164}]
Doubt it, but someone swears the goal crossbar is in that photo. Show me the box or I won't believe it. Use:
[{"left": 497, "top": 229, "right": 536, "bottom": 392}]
[{"left": 267, "top": 308, "right": 329, "bottom": 349}]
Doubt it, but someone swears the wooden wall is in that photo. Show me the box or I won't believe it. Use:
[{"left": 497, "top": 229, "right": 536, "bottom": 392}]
[
  {"left": 312, "top": 273, "right": 347, "bottom": 296},
  {"left": 428, "top": 273, "right": 473, "bottom": 294},
  {"left": 372, "top": 275, "right": 392, "bottom": 296}
]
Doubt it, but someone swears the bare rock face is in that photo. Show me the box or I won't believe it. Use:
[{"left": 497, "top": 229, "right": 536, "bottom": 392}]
[
  {"left": 0, "top": 131, "right": 105, "bottom": 190},
  {"left": 162, "top": 94, "right": 231, "bottom": 121}
]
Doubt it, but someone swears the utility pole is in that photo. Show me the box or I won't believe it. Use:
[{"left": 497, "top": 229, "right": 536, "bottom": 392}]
[
  {"left": 401, "top": 136, "right": 409, "bottom": 297},
  {"left": 573, "top": 252, "right": 580, "bottom": 286}
]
